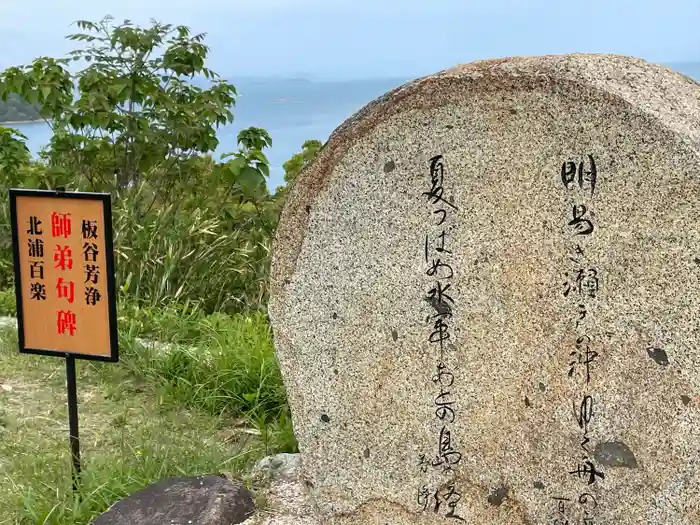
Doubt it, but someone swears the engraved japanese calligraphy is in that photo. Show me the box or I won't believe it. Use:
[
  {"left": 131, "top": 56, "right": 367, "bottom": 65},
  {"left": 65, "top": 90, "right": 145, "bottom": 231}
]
[
  {"left": 416, "top": 155, "right": 464, "bottom": 521},
  {"left": 551, "top": 154, "right": 604, "bottom": 525}
]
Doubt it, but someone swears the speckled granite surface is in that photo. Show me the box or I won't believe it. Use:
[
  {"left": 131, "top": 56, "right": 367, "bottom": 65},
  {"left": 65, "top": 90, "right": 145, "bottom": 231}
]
[{"left": 268, "top": 54, "right": 700, "bottom": 525}]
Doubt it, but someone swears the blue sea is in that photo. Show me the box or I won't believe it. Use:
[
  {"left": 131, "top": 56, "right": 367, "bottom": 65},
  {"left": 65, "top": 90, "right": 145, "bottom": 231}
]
[
  {"left": 8, "top": 77, "right": 409, "bottom": 190},
  {"left": 7, "top": 62, "right": 700, "bottom": 190}
]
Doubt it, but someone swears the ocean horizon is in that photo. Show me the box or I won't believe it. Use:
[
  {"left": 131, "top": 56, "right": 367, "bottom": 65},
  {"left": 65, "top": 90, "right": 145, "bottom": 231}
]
[{"left": 5, "top": 61, "right": 699, "bottom": 190}]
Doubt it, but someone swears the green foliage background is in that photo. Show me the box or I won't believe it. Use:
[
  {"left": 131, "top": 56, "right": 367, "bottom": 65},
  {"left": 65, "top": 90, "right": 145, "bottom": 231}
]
[
  {"left": 0, "top": 18, "right": 324, "bottom": 521},
  {"left": 0, "top": 16, "right": 320, "bottom": 314}
]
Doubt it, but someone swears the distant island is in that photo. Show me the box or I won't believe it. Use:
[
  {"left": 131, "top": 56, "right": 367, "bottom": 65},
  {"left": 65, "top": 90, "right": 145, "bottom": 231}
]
[
  {"left": 0, "top": 93, "right": 42, "bottom": 124},
  {"left": 0, "top": 62, "right": 695, "bottom": 126}
]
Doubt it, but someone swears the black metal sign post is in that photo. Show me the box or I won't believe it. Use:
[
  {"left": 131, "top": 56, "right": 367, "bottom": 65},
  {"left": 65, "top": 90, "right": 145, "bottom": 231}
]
[
  {"left": 66, "top": 355, "right": 81, "bottom": 492},
  {"left": 9, "top": 188, "right": 119, "bottom": 496}
]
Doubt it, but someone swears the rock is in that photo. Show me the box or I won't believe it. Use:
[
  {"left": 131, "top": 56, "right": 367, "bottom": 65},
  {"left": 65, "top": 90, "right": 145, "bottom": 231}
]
[
  {"left": 242, "top": 454, "right": 320, "bottom": 525},
  {"left": 269, "top": 54, "right": 700, "bottom": 525},
  {"left": 92, "top": 475, "right": 255, "bottom": 525},
  {"left": 253, "top": 453, "right": 302, "bottom": 481}
]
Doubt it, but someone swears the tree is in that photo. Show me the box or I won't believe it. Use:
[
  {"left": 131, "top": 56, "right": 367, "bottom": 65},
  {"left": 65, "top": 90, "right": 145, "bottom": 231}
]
[
  {"left": 276, "top": 139, "right": 322, "bottom": 203},
  {"left": 282, "top": 139, "right": 322, "bottom": 186},
  {"left": 0, "top": 126, "right": 30, "bottom": 177},
  {"left": 0, "top": 16, "right": 269, "bottom": 198},
  {"left": 0, "top": 126, "right": 31, "bottom": 287},
  {"left": 0, "top": 16, "right": 276, "bottom": 312}
]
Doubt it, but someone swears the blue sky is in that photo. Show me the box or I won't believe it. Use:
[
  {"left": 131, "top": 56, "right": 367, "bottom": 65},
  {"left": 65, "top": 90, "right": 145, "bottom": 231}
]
[{"left": 1, "top": 0, "right": 699, "bottom": 79}]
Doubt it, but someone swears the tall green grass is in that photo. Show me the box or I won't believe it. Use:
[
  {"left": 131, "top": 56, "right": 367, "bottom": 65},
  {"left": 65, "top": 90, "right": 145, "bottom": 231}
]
[
  {"left": 118, "top": 305, "right": 296, "bottom": 454},
  {"left": 112, "top": 183, "right": 275, "bottom": 314},
  {"left": 0, "top": 289, "right": 297, "bottom": 454},
  {"left": 1, "top": 160, "right": 278, "bottom": 315},
  {"left": 0, "top": 326, "right": 268, "bottom": 525}
]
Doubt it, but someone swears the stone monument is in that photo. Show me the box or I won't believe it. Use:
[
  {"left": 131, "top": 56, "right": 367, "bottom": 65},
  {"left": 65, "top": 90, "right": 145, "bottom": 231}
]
[{"left": 268, "top": 54, "right": 700, "bottom": 525}]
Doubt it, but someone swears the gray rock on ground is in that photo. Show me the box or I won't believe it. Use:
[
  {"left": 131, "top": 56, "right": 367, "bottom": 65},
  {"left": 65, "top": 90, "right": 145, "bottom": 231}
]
[
  {"left": 253, "top": 453, "right": 301, "bottom": 482},
  {"left": 92, "top": 475, "right": 255, "bottom": 525},
  {"left": 242, "top": 454, "right": 319, "bottom": 525}
]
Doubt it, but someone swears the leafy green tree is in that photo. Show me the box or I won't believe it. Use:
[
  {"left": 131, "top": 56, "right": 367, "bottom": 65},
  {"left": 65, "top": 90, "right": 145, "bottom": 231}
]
[
  {"left": 0, "top": 126, "right": 31, "bottom": 287},
  {"left": 282, "top": 139, "right": 322, "bottom": 186},
  {"left": 0, "top": 16, "right": 269, "bottom": 197},
  {"left": 0, "top": 126, "right": 30, "bottom": 178},
  {"left": 0, "top": 16, "right": 275, "bottom": 312},
  {"left": 276, "top": 139, "right": 322, "bottom": 204}
]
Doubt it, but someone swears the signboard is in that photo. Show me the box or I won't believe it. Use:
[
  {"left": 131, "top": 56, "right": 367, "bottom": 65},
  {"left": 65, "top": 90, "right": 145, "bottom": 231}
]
[{"left": 10, "top": 189, "right": 118, "bottom": 362}]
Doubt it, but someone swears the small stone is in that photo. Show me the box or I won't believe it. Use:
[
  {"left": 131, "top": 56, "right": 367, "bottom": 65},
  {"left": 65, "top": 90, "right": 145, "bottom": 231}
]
[
  {"left": 253, "top": 453, "right": 301, "bottom": 482},
  {"left": 487, "top": 486, "right": 509, "bottom": 506},
  {"left": 594, "top": 441, "right": 639, "bottom": 468},
  {"left": 647, "top": 347, "right": 670, "bottom": 367}
]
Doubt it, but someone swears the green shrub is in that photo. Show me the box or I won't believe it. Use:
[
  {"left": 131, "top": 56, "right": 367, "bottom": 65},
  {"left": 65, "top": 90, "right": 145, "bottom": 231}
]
[
  {"left": 112, "top": 176, "right": 276, "bottom": 314},
  {"left": 0, "top": 288, "right": 16, "bottom": 316},
  {"left": 117, "top": 304, "right": 297, "bottom": 453}
]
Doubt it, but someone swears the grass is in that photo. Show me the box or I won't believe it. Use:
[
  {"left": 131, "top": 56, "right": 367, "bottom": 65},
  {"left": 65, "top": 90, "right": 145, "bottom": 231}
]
[
  {"left": 0, "top": 61, "right": 297, "bottom": 523},
  {"left": 0, "top": 298, "right": 295, "bottom": 525},
  {"left": 0, "top": 288, "right": 16, "bottom": 316}
]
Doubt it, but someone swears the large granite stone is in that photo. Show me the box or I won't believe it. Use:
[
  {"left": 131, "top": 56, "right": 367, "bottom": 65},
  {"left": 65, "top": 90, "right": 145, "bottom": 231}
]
[
  {"left": 92, "top": 475, "right": 255, "bottom": 525},
  {"left": 268, "top": 54, "right": 700, "bottom": 525}
]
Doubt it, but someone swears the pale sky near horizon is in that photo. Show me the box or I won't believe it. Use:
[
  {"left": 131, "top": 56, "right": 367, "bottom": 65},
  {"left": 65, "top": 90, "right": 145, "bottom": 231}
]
[{"left": 0, "top": 0, "right": 698, "bottom": 79}]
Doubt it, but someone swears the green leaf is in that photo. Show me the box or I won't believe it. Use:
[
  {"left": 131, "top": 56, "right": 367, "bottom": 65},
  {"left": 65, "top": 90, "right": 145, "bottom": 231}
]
[
  {"left": 249, "top": 149, "right": 268, "bottom": 163},
  {"left": 238, "top": 166, "right": 264, "bottom": 189},
  {"left": 108, "top": 83, "right": 124, "bottom": 99}
]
